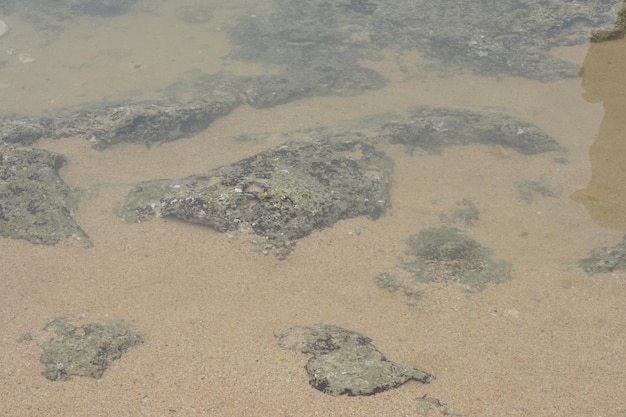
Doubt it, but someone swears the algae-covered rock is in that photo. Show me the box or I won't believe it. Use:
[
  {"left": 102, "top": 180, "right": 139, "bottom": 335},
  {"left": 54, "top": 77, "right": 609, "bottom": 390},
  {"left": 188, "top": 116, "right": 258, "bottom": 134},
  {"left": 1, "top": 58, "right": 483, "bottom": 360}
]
[
  {"left": 38, "top": 315, "right": 143, "bottom": 381},
  {"left": 0, "top": 80, "right": 242, "bottom": 149},
  {"left": 402, "top": 226, "right": 512, "bottom": 292},
  {"left": 591, "top": 0, "right": 626, "bottom": 42},
  {"left": 516, "top": 176, "right": 563, "bottom": 204},
  {"left": 118, "top": 136, "right": 391, "bottom": 258},
  {"left": 579, "top": 235, "right": 626, "bottom": 274},
  {"left": 0, "top": 145, "right": 91, "bottom": 246},
  {"left": 380, "top": 107, "right": 565, "bottom": 155},
  {"left": 1, "top": 0, "right": 619, "bottom": 150},
  {"left": 439, "top": 199, "right": 480, "bottom": 227},
  {"left": 233, "top": 69, "right": 386, "bottom": 109},
  {"left": 277, "top": 324, "right": 433, "bottom": 396},
  {"left": 374, "top": 271, "right": 423, "bottom": 301},
  {"left": 0, "top": 110, "right": 559, "bottom": 248},
  {"left": 77, "top": 95, "right": 241, "bottom": 149},
  {"left": 376, "top": 226, "right": 512, "bottom": 299},
  {"left": 230, "top": 0, "right": 621, "bottom": 82}
]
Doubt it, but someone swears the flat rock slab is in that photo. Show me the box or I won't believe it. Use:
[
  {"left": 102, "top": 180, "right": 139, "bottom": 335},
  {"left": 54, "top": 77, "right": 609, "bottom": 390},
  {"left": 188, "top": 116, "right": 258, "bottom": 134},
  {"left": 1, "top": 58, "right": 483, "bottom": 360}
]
[
  {"left": 118, "top": 136, "right": 392, "bottom": 258},
  {"left": 0, "top": 145, "right": 91, "bottom": 246},
  {"left": 0, "top": 91, "right": 242, "bottom": 149},
  {"left": 277, "top": 324, "right": 433, "bottom": 396},
  {"left": 381, "top": 106, "right": 565, "bottom": 155}
]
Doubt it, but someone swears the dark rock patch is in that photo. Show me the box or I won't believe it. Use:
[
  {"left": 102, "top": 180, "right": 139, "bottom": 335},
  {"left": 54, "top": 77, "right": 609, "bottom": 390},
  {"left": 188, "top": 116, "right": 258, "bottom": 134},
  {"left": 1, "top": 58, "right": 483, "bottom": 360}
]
[
  {"left": 375, "top": 225, "right": 512, "bottom": 300},
  {"left": 0, "top": 145, "right": 91, "bottom": 246},
  {"left": 579, "top": 236, "right": 626, "bottom": 274},
  {"left": 380, "top": 107, "right": 565, "bottom": 155},
  {"left": 118, "top": 136, "right": 392, "bottom": 258}
]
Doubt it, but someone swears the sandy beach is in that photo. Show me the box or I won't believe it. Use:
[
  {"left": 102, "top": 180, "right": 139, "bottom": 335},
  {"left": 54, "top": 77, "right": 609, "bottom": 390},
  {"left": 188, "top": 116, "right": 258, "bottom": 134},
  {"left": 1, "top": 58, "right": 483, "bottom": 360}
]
[{"left": 1, "top": 2, "right": 626, "bottom": 416}]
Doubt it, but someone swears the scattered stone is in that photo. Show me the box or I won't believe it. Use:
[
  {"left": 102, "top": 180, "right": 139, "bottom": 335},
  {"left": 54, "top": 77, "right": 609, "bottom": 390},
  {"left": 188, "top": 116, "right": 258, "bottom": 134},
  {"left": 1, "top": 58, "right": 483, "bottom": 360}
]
[
  {"left": 36, "top": 315, "right": 143, "bottom": 381},
  {"left": 0, "top": 145, "right": 91, "bottom": 246},
  {"left": 0, "top": 1, "right": 617, "bottom": 152},
  {"left": 277, "top": 324, "right": 433, "bottom": 396},
  {"left": 579, "top": 235, "right": 626, "bottom": 274},
  {"left": 118, "top": 136, "right": 392, "bottom": 258},
  {"left": 0, "top": 107, "right": 562, "bottom": 249}
]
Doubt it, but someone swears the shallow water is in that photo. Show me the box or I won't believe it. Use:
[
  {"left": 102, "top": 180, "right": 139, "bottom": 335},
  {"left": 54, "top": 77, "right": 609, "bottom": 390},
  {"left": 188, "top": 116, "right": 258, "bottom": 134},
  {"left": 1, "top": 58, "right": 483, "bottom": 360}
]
[{"left": 1, "top": 1, "right": 626, "bottom": 416}]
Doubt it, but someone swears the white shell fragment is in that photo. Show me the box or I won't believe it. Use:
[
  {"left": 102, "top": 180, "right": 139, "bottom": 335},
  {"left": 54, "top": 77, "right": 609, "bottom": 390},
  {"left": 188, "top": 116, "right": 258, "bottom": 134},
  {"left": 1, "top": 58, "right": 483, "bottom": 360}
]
[
  {"left": 0, "top": 19, "right": 8, "bottom": 38},
  {"left": 18, "top": 53, "right": 35, "bottom": 64}
]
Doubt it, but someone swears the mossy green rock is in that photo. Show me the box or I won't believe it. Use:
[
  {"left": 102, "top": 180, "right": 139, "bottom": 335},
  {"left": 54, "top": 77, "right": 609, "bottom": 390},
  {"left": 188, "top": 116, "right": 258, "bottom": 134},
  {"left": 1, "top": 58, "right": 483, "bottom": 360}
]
[
  {"left": 376, "top": 225, "right": 512, "bottom": 300},
  {"left": 0, "top": 146, "right": 91, "bottom": 246},
  {"left": 579, "top": 235, "right": 626, "bottom": 274},
  {"left": 231, "top": 0, "right": 621, "bottom": 82},
  {"left": 119, "top": 136, "right": 392, "bottom": 257},
  {"left": 277, "top": 325, "right": 433, "bottom": 396},
  {"left": 403, "top": 226, "right": 512, "bottom": 292},
  {"left": 381, "top": 107, "right": 564, "bottom": 155},
  {"left": 39, "top": 316, "right": 143, "bottom": 381}
]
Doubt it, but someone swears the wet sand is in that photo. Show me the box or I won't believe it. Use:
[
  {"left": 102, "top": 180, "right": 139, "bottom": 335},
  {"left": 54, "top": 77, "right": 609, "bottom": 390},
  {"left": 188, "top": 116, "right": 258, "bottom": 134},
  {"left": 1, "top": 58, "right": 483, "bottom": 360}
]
[{"left": 1, "top": 5, "right": 626, "bottom": 417}]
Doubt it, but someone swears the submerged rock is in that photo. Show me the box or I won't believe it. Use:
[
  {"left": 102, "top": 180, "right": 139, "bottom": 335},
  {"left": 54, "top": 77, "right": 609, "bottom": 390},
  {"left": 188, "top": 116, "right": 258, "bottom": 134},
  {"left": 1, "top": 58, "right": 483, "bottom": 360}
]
[
  {"left": 591, "top": 0, "right": 626, "bottom": 42},
  {"left": 579, "top": 236, "right": 626, "bottom": 274},
  {"left": 375, "top": 225, "right": 512, "bottom": 299},
  {"left": 36, "top": 315, "right": 143, "bottom": 381},
  {"left": 277, "top": 324, "right": 433, "bottom": 396},
  {"left": 0, "top": 81, "right": 242, "bottom": 149},
  {"left": 230, "top": 0, "right": 621, "bottom": 82},
  {"left": 2, "top": 0, "right": 609, "bottom": 150},
  {"left": 0, "top": 145, "right": 91, "bottom": 246},
  {"left": 0, "top": 108, "right": 563, "bottom": 249},
  {"left": 118, "top": 136, "right": 392, "bottom": 258},
  {"left": 380, "top": 107, "right": 565, "bottom": 155},
  {"left": 402, "top": 226, "right": 513, "bottom": 292},
  {"left": 516, "top": 176, "right": 563, "bottom": 204}
]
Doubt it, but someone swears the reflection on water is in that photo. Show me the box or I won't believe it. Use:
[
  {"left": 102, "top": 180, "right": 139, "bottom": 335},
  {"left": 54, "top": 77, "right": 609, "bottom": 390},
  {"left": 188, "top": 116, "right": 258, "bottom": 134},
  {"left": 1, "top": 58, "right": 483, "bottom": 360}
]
[
  {"left": 572, "top": 34, "right": 626, "bottom": 229},
  {"left": 1, "top": 0, "right": 626, "bottom": 416}
]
